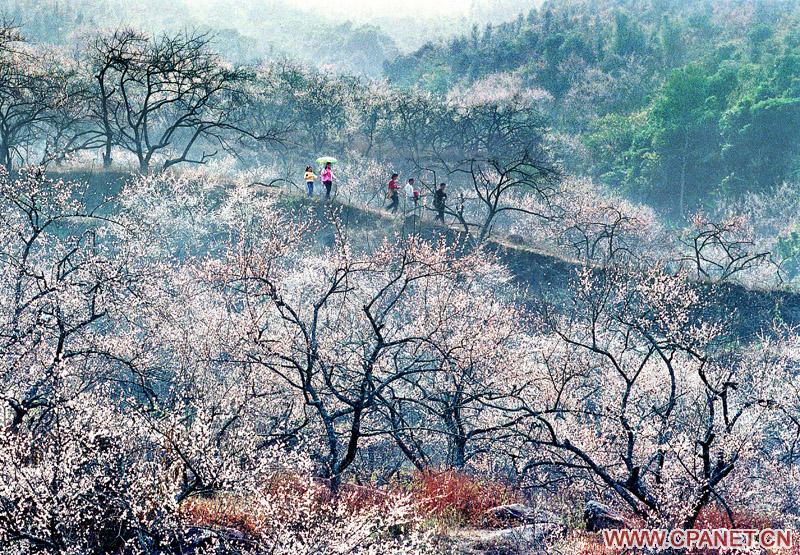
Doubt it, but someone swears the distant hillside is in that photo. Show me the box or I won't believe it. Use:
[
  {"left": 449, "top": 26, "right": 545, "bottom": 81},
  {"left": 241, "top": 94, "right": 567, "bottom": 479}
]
[
  {"left": 0, "top": 0, "right": 542, "bottom": 76},
  {"left": 385, "top": 0, "right": 800, "bottom": 214},
  {"left": 0, "top": 0, "right": 400, "bottom": 75}
]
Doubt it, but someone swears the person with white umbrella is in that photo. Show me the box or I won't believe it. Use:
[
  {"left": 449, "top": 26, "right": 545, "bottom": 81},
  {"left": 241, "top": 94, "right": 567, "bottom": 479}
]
[{"left": 317, "top": 156, "right": 337, "bottom": 200}]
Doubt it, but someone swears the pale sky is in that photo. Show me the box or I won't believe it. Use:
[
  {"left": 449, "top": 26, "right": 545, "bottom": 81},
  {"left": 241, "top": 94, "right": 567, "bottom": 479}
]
[
  {"left": 184, "top": 0, "right": 539, "bottom": 20},
  {"left": 287, "top": 0, "right": 474, "bottom": 17}
]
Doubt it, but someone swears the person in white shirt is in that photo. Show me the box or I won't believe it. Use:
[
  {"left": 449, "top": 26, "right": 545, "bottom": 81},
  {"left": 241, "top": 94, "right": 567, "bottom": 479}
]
[{"left": 404, "top": 178, "right": 415, "bottom": 202}]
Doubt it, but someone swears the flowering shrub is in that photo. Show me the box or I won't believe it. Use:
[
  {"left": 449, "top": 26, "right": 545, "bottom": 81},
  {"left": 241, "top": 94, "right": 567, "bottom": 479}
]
[{"left": 0, "top": 395, "right": 183, "bottom": 554}]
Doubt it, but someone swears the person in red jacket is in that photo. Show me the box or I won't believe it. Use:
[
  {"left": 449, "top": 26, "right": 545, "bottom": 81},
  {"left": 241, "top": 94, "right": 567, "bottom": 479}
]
[{"left": 386, "top": 173, "right": 400, "bottom": 213}]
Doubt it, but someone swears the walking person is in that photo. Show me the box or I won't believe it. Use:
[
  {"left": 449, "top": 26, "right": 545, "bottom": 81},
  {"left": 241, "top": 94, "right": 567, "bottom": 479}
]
[
  {"left": 304, "top": 165, "right": 317, "bottom": 197},
  {"left": 320, "top": 162, "right": 335, "bottom": 200},
  {"left": 434, "top": 183, "right": 447, "bottom": 223},
  {"left": 386, "top": 173, "right": 400, "bottom": 213},
  {"left": 404, "top": 178, "right": 416, "bottom": 213}
]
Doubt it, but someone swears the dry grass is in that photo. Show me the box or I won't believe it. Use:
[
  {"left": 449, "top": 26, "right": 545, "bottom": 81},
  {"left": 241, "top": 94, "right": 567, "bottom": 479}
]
[
  {"left": 179, "top": 494, "right": 264, "bottom": 537},
  {"left": 411, "top": 469, "right": 522, "bottom": 528},
  {"left": 180, "top": 469, "right": 524, "bottom": 536}
]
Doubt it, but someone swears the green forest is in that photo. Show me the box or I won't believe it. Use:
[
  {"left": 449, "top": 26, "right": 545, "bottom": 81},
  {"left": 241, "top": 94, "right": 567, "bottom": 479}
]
[{"left": 387, "top": 0, "right": 800, "bottom": 214}]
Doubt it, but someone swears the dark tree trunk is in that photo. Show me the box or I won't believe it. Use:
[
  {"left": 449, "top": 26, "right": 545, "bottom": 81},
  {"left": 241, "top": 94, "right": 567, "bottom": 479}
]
[{"left": 1, "top": 143, "right": 11, "bottom": 172}]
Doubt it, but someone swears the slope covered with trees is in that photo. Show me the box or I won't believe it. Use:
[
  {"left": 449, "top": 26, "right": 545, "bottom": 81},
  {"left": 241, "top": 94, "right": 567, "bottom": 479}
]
[
  {"left": 386, "top": 0, "right": 800, "bottom": 214},
  {"left": 1, "top": 2, "right": 800, "bottom": 553}
]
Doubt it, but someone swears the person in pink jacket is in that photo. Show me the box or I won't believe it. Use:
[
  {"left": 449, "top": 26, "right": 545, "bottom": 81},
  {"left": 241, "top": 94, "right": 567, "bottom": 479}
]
[{"left": 320, "top": 162, "right": 335, "bottom": 200}]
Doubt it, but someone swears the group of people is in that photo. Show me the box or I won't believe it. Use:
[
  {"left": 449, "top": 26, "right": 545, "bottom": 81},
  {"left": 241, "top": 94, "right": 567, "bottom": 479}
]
[
  {"left": 302, "top": 163, "right": 448, "bottom": 224},
  {"left": 386, "top": 173, "right": 448, "bottom": 223},
  {"left": 304, "top": 162, "right": 335, "bottom": 199}
]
